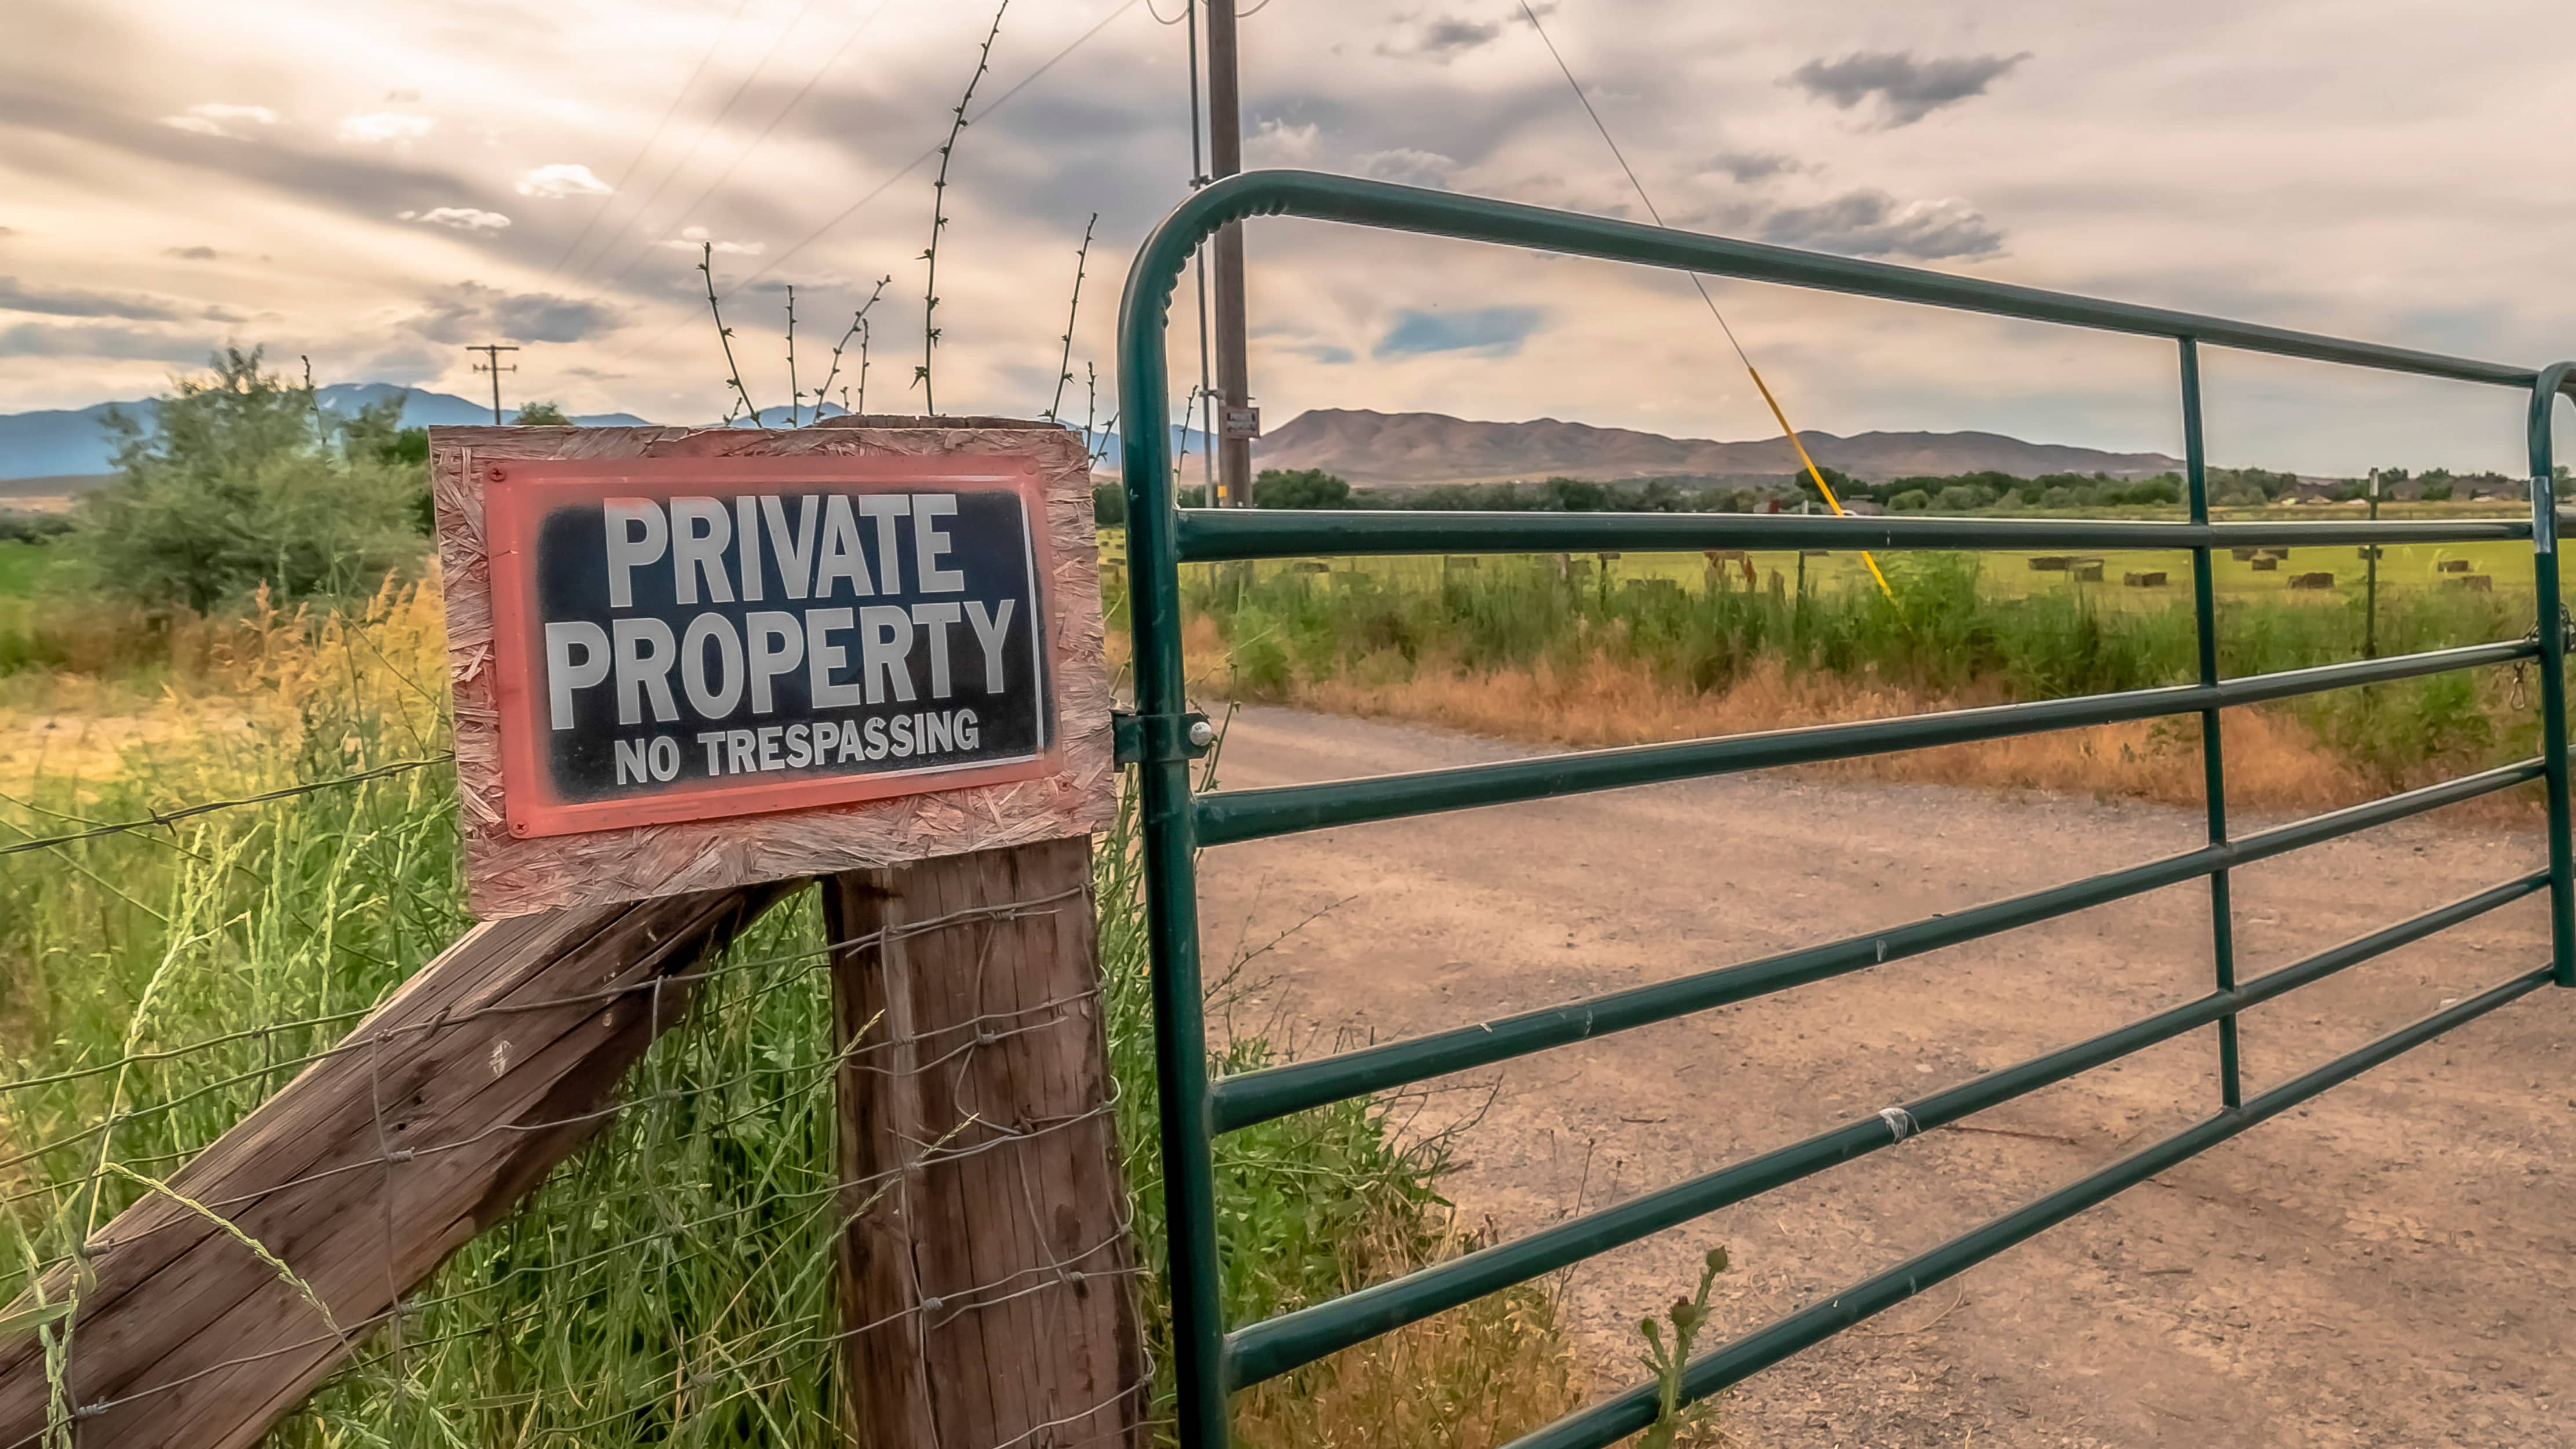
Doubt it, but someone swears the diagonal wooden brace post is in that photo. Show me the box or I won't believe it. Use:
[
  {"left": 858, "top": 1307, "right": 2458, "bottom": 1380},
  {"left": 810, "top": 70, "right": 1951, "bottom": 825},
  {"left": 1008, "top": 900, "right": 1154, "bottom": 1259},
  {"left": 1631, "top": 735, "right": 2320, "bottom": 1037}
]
[{"left": 0, "top": 882, "right": 795, "bottom": 1449}]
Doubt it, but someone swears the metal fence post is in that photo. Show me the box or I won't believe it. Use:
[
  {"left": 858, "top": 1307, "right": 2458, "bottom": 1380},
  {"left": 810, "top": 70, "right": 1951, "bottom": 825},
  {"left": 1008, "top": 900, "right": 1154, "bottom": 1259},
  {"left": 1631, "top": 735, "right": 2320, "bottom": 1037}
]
[
  {"left": 2527, "top": 363, "right": 2575, "bottom": 986},
  {"left": 1119, "top": 232, "right": 1232, "bottom": 1449},
  {"left": 2180, "top": 339, "right": 2243, "bottom": 1105}
]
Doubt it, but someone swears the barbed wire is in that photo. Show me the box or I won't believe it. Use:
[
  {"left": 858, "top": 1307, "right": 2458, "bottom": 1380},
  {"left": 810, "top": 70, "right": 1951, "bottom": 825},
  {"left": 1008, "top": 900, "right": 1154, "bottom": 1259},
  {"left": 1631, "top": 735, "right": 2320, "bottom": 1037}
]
[
  {"left": 0, "top": 882, "right": 1152, "bottom": 1449},
  {"left": 0, "top": 755, "right": 454, "bottom": 857}
]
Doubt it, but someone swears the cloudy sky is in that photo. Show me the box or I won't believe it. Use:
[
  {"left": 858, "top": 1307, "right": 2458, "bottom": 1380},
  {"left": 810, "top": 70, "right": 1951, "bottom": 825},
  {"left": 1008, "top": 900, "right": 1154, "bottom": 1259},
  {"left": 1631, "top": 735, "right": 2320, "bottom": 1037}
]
[{"left": 5, "top": 0, "right": 2574, "bottom": 473}]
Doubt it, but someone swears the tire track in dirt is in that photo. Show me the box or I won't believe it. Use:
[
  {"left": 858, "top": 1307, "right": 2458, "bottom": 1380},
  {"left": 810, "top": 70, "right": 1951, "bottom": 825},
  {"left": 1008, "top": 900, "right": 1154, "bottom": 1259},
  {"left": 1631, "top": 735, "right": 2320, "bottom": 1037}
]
[{"left": 1195, "top": 704, "right": 2575, "bottom": 1448}]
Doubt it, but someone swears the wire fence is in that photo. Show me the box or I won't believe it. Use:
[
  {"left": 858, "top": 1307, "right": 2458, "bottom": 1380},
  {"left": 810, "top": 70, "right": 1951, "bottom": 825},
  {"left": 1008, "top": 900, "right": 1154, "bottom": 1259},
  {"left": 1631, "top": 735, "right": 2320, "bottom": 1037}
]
[{"left": 0, "top": 851, "right": 1152, "bottom": 1449}]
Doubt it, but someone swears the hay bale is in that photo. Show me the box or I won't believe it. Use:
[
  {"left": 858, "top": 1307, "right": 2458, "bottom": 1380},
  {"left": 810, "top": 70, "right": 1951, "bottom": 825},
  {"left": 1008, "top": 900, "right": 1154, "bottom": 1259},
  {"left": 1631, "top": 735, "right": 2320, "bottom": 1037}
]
[
  {"left": 2029, "top": 555, "right": 2073, "bottom": 571},
  {"left": 2290, "top": 571, "right": 2335, "bottom": 589},
  {"left": 1291, "top": 559, "right": 1330, "bottom": 574},
  {"left": 2437, "top": 558, "right": 2471, "bottom": 573},
  {"left": 2355, "top": 545, "right": 2383, "bottom": 560},
  {"left": 2259, "top": 547, "right": 2292, "bottom": 560},
  {"left": 2230, "top": 546, "right": 2261, "bottom": 561},
  {"left": 2250, "top": 557, "right": 2280, "bottom": 571},
  {"left": 2072, "top": 560, "right": 2105, "bottom": 581},
  {"left": 2445, "top": 573, "right": 2494, "bottom": 592},
  {"left": 2123, "top": 570, "right": 2168, "bottom": 587}
]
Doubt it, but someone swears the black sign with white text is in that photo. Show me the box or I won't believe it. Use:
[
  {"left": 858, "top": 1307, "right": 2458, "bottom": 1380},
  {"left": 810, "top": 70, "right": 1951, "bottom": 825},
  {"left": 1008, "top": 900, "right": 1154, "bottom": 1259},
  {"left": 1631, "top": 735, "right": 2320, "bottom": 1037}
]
[{"left": 488, "top": 469, "right": 1055, "bottom": 835}]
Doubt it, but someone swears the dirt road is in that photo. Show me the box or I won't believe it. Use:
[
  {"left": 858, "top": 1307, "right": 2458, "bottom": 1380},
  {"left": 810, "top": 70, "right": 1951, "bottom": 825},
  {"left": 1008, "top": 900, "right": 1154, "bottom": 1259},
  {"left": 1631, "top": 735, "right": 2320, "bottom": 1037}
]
[{"left": 1195, "top": 705, "right": 2576, "bottom": 1448}]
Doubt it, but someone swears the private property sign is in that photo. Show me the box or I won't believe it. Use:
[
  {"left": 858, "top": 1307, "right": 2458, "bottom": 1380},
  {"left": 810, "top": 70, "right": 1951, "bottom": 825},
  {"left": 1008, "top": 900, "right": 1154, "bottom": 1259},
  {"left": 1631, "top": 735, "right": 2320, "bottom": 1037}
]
[{"left": 431, "top": 421, "right": 1115, "bottom": 918}]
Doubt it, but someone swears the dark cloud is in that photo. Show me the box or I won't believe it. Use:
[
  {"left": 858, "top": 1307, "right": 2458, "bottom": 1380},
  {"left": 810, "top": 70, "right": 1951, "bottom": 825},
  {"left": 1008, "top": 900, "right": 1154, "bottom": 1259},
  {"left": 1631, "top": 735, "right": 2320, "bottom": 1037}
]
[
  {"left": 406, "top": 282, "right": 620, "bottom": 344},
  {"left": 1702, "top": 149, "right": 1803, "bottom": 185},
  {"left": 1787, "top": 50, "right": 2031, "bottom": 128},
  {"left": 163, "top": 245, "right": 221, "bottom": 261},
  {"left": 1380, "top": 14, "right": 1504, "bottom": 62},
  {"left": 0, "top": 320, "right": 213, "bottom": 362},
  {"left": 1373, "top": 305, "right": 1544, "bottom": 359},
  {"left": 1753, "top": 190, "right": 2003, "bottom": 261},
  {"left": 0, "top": 276, "right": 191, "bottom": 322}
]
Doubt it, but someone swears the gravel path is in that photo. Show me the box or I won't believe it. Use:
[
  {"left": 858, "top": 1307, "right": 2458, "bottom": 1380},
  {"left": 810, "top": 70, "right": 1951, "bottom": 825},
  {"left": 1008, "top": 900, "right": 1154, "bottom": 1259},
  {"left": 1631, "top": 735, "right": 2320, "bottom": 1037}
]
[{"left": 1195, "top": 704, "right": 2575, "bottom": 1448}]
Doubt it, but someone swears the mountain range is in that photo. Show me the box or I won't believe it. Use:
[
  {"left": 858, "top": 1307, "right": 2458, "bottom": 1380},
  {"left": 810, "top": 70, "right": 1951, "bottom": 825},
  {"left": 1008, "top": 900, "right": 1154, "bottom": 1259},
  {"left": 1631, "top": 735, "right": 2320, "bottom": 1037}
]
[
  {"left": 1, "top": 385, "right": 2177, "bottom": 490},
  {"left": 0, "top": 385, "right": 650, "bottom": 480},
  {"left": 1250, "top": 409, "right": 2182, "bottom": 486}
]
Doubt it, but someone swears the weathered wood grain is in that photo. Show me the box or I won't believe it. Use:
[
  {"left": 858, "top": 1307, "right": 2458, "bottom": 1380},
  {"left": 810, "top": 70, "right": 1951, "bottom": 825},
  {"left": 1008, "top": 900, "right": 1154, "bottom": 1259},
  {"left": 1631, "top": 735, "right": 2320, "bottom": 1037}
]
[
  {"left": 822, "top": 840, "right": 1143, "bottom": 1449},
  {"left": 0, "top": 883, "right": 794, "bottom": 1449},
  {"left": 429, "top": 417, "right": 1118, "bottom": 919}
]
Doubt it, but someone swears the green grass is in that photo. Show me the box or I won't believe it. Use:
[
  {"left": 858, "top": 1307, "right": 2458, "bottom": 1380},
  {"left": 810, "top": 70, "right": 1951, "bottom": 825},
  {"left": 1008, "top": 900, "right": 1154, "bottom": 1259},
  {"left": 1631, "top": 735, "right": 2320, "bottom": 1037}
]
[
  {"left": 0, "top": 592, "right": 1565, "bottom": 1447},
  {"left": 0, "top": 544, "right": 68, "bottom": 599},
  {"left": 1178, "top": 549, "right": 2535, "bottom": 797}
]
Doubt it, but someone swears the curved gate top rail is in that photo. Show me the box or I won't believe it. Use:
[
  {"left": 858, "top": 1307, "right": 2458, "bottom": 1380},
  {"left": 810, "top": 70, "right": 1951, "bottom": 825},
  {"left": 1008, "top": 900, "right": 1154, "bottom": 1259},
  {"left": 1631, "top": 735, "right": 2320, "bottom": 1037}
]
[{"left": 1116, "top": 167, "right": 2576, "bottom": 1449}]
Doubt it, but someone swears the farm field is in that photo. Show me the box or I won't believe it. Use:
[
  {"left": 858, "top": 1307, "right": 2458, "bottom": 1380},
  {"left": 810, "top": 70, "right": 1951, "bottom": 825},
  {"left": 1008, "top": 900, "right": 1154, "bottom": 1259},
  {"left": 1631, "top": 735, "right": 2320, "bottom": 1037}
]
[
  {"left": 1199, "top": 703, "right": 2574, "bottom": 1449},
  {"left": 1098, "top": 526, "right": 2537, "bottom": 609}
]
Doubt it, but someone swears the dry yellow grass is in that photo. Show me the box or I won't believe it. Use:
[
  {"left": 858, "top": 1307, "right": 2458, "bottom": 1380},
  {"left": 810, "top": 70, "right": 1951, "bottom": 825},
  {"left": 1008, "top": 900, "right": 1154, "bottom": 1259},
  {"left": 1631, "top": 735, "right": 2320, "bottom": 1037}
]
[{"left": 1153, "top": 613, "right": 2534, "bottom": 822}]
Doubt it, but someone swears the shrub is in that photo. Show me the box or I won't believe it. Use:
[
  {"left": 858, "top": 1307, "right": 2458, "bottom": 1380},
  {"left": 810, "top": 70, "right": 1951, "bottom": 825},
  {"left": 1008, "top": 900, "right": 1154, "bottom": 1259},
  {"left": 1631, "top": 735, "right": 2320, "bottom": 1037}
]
[
  {"left": 1889, "top": 489, "right": 1931, "bottom": 512},
  {"left": 1253, "top": 467, "right": 1354, "bottom": 509},
  {"left": 77, "top": 348, "right": 427, "bottom": 612},
  {"left": 1933, "top": 483, "right": 1995, "bottom": 512}
]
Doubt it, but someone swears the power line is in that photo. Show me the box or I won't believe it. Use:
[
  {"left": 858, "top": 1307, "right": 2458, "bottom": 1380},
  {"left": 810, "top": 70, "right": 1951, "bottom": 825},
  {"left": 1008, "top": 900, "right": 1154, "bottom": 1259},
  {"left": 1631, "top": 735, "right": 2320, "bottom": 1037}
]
[
  {"left": 465, "top": 343, "right": 520, "bottom": 423},
  {"left": 537, "top": 0, "right": 756, "bottom": 290},
  {"left": 610, "top": 0, "right": 1143, "bottom": 365},
  {"left": 581, "top": 0, "right": 901, "bottom": 300},
  {"left": 561, "top": 0, "right": 834, "bottom": 289},
  {"left": 1516, "top": 0, "right": 1893, "bottom": 598}
]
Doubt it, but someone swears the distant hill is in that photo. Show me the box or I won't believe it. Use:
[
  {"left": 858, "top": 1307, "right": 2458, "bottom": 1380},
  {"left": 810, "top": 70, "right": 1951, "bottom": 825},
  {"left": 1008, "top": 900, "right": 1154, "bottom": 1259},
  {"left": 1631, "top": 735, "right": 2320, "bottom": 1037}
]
[
  {"left": 0, "top": 387, "right": 652, "bottom": 480},
  {"left": 1249, "top": 408, "right": 2182, "bottom": 486}
]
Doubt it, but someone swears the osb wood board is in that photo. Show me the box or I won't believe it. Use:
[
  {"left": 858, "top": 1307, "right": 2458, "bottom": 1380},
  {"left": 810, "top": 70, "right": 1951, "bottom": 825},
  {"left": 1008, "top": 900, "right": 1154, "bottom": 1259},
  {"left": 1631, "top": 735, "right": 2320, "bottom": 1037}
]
[{"left": 428, "top": 419, "right": 1116, "bottom": 919}]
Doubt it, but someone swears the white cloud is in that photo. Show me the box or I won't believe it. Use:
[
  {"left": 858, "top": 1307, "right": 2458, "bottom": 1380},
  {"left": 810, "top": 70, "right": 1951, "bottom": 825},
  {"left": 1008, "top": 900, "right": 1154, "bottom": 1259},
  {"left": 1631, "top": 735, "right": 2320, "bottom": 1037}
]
[
  {"left": 399, "top": 206, "right": 512, "bottom": 234},
  {"left": 1246, "top": 119, "right": 1322, "bottom": 167},
  {"left": 1355, "top": 148, "right": 1458, "bottom": 190},
  {"left": 157, "top": 103, "right": 281, "bottom": 140},
  {"left": 338, "top": 112, "right": 436, "bottom": 144},
  {"left": 659, "top": 224, "right": 762, "bottom": 256},
  {"left": 514, "top": 163, "right": 613, "bottom": 198}
]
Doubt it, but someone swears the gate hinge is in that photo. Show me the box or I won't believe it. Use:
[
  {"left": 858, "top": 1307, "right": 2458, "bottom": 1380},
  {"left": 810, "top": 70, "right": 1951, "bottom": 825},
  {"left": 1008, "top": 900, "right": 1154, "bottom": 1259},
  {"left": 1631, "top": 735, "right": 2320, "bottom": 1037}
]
[{"left": 1114, "top": 709, "right": 1215, "bottom": 765}]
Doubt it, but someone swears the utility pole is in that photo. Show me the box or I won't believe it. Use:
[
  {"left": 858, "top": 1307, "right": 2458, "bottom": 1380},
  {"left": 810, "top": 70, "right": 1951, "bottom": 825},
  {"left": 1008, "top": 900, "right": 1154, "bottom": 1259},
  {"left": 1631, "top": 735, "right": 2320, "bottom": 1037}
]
[
  {"left": 1203, "top": 0, "right": 1253, "bottom": 506},
  {"left": 465, "top": 344, "right": 520, "bottom": 424}
]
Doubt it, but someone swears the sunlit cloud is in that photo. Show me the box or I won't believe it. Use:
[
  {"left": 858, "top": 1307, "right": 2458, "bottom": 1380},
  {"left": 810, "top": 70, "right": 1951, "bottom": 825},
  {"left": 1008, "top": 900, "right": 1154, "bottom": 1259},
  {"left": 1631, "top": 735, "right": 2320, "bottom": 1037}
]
[
  {"left": 157, "top": 103, "right": 281, "bottom": 140},
  {"left": 514, "top": 163, "right": 612, "bottom": 198},
  {"left": 337, "top": 112, "right": 436, "bottom": 144},
  {"left": 398, "top": 206, "right": 512, "bottom": 234},
  {"left": 660, "top": 225, "right": 762, "bottom": 257}
]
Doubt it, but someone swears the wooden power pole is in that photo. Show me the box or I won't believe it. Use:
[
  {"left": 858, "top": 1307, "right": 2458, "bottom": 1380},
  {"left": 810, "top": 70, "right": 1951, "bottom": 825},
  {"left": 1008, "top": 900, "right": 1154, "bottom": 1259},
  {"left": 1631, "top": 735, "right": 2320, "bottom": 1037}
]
[
  {"left": 465, "top": 343, "right": 519, "bottom": 424},
  {"left": 1205, "top": 0, "right": 1253, "bottom": 507}
]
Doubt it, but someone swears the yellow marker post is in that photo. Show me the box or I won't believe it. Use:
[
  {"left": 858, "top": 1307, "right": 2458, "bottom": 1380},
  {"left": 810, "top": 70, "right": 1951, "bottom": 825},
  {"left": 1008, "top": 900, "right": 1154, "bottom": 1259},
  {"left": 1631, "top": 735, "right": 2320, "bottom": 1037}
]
[{"left": 1744, "top": 366, "right": 1896, "bottom": 602}]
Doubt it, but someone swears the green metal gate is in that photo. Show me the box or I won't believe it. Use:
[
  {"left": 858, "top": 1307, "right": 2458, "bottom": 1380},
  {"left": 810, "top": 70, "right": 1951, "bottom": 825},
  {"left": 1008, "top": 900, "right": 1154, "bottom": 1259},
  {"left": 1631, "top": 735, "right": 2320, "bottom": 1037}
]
[{"left": 1114, "top": 168, "right": 2576, "bottom": 1449}]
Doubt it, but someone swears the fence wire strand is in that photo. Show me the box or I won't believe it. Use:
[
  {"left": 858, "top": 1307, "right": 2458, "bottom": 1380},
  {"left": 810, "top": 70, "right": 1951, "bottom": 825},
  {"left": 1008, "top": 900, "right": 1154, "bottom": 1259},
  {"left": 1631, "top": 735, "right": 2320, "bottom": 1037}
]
[{"left": 0, "top": 880, "right": 1151, "bottom": 1449}]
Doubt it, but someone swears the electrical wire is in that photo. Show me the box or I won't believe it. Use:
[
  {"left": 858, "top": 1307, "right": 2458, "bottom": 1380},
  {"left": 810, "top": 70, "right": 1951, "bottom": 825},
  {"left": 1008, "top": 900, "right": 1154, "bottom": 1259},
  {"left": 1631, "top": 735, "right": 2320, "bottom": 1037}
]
[
  {"left": 610, "top": 0, "right": 1143, "bottom": 365},
  {"left": 1516, "top": 0, "right": 1893, "bottom": 599},
  {"left": 537, "top": 0, "right": 755, "bottom": 290},
  {"left": 580, "top": 0, "right": 901, "bottom": 300},
  {"left": 560, "top": 0, "right": 835, "bottom": 289}
]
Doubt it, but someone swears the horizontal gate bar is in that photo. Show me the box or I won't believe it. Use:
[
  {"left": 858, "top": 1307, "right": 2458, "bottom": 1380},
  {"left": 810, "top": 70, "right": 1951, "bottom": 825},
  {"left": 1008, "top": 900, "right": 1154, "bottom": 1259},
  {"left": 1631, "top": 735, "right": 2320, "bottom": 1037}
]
[
  {"left": 1196, "top": 640, "right": 2535, "bottom": 847},
  {"left": 1502, "top": 961, "right": 2556, "bottom": 1449},
  {"left": 1208, "top": 759, "right": 2545, "bottom": 1133},
  {"left": 1222, "top": 873, "right": 2545, "bottom": 1388},
  {"left": 1138, "top": 172, "right": 2549, "bottom": 394},
  {"left": 1173, "top": 509, "right": 2535, "bottom": 563}
]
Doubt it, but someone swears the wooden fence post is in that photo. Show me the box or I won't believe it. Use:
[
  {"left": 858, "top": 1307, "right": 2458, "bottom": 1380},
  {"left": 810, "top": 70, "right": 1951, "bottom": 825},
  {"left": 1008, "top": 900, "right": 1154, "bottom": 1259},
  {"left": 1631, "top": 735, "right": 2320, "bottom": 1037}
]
[{"left": 821, "top": 838, "right": 1144, "bottom": 1449}]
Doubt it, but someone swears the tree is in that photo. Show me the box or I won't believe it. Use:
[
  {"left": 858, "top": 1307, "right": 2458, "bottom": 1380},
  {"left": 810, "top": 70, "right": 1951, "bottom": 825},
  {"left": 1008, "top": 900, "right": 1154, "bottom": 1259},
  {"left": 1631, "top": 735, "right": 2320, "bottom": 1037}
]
[
  {"left": 1933, "top": 483, "right": 1995, "bottom": 513},
  {"left": 78, "top": 347, "right": 424, "bottom": 613},
  {"left": 1888, "top": 489, "right": 1932, "bottom": 512},
  {"left": 1250, "top": 468, "right": 1352, "bottom": 509},
  {"left": 513, "top": 400, "right": 571, "bottom": 425}
]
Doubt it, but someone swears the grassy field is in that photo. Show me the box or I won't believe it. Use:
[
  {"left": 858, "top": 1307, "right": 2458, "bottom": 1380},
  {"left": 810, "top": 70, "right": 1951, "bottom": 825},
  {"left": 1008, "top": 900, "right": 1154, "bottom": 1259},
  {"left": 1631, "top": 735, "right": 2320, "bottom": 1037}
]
[{"left": 0, "top": 582, "right": 1581, "bottom": 1446}]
